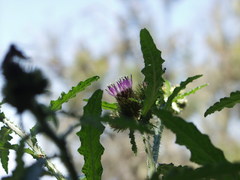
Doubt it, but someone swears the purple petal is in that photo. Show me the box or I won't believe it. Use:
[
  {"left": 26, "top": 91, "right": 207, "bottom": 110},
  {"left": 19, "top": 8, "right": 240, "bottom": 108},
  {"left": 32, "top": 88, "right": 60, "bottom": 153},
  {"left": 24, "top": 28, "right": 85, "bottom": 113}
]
[{"left": 106, "top": 75, "right": 133, "bottom": 97}]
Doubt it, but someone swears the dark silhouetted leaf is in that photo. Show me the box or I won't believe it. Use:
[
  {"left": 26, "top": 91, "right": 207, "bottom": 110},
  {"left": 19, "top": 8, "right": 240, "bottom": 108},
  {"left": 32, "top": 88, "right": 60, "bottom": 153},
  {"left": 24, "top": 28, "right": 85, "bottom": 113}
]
[
  {"left": 140, "top": 28, "right": 165, "bottom": 116},
  {"left": 2, "top": 45, "right": 48, "bottom": 112},
  {"left": 165, "top": 75, "right": 202, "bottom": 110},
  {"left": 50, "top": 76, "right": 100, "bottom": 111},
  {"left": 204, "top": 91, "right": 240, "bottom": 117},
  {"left": 154, "top": 110, "right": 227, "bottom": 165},
  {"left": 77, "top": 90, "right": 105, "bottom": 180}
]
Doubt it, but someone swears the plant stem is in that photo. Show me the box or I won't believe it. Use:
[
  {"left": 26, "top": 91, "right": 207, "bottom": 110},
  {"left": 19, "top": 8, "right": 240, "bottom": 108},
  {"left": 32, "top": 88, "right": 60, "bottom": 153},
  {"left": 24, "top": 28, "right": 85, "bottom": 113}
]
[
  {"left": 1, "top": 117, "right": 65, "bottom": 180},
  {"left": 143, "top": 133, "right": 156, "bottom": 179},
  {"left": 152, "top": 120, "right": 164, "bottom": 163}
]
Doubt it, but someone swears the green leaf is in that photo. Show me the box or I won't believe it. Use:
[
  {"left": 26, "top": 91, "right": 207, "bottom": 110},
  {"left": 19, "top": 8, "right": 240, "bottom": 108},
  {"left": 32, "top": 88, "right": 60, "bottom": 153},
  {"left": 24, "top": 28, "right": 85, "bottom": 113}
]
[
  {"left": 0, "top": 144, "right": 35, "bottom": 159},
  {"left": 140, "top": 28, "right": 165, "bottom": 116},
  {"left": 204, "top": 91, "right": 240, "bottom": 117},
  {"left": 23, "top": 148, "right": 36, "bottom": 157},
  {"left": 0, "top": 126, "right": 12, "bottom": 173},
  {"left": 163, "top": 80, "right": 172, "bottom": 97},
  {"left": 84, "top": 99, "right": 118, "bottom": 111},
  {"left": 50, "top": 76, "right": 100, "bottom": 111},
  {"left": 129, "top": 130, "right": 137, "bottom": 154},
  {"left": 165, "top": 75, "right": 202, "bottom": 110},
  {"left": 77, "top": 89, "right": 105, "bottom": 180},
  {"left": 174, "top": 84, "right": 208, "bottom": 101},
  {"left": 0, "top": 112, "right": 5, "bottom": 120},
  {"left": 3, "top": 140, "right": 25, "bottom": 180},
  {"left": 154, "top": 110, "right": 227, "bottom": 165},
  {"left": 0, "top": 143, "right": 19, "bottom": 151},
  {"left": 30, "top": 125, "right": 38, "bottom": 147},
  {"left": 101, "top": 101, "right": 118, "bottom": 111},
  {"left": 155, "top": 162, "right": 240, "bottom": 180},
  {"left": 158, "top": 163, "right": 190, "bottom": 178}
]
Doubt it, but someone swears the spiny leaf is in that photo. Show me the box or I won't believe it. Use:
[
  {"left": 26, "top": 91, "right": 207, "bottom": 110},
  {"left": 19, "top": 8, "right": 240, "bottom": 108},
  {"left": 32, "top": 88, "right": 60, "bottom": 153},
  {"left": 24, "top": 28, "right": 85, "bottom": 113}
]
[
  {"left": 140, "top": 28, "right": 165, "bottom": 116},
  {"left": 0, "top": 126, "right": 13, "bottom": 173},
  {"left": 3, "top": 140, "right": 25, "bottom": 180},
  {"left": 77, "top": 89, "right": 105, "bottom": 180},
  {"left": 50, "top": 76, "right": 100, "bottom": 111},
  {"left": 154, "top": 162, "right": 240, "bottom": 180},
  {"left": 154, "top": 110, "right": 227, "bottom": 165},
  {"left": 165, "top": 75, "right": 202, "bottom": 110},
  {"left": 204, "top": 91, "right": 240, "bottom": 117},
  {"left": 129, "top": 130, "right": 137, "bottom": 154},
  {"left": 0, "top": 144, "right": 35, "bottom": 159},
  {"left": 174, "top": 84, "right": 208, "bottom": 101},
  {"left": 0, "top": 143, "right": 18, "bottom": 151}
]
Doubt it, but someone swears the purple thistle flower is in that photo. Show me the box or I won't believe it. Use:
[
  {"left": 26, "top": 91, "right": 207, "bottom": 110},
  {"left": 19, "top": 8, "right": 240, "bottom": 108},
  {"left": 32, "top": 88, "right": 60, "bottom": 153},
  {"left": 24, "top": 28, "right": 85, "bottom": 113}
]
[
  {"left": 106, "top": 75, "right": 141, "bottom": 119},
  {"left": 106, "top": 75, "right": 133, "bottom": 97}
]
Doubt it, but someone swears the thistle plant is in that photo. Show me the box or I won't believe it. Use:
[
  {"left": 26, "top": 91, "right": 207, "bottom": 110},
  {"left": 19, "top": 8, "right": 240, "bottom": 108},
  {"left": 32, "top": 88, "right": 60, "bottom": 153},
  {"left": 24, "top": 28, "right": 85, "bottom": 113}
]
[{"left": 1, "top": 28, "right": 240, "bottom": 180}]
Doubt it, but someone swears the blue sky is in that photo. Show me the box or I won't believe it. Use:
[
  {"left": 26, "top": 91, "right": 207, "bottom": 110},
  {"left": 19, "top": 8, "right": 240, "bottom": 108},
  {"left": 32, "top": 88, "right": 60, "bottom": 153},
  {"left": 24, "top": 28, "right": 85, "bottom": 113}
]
[{"left": 0, "top": 0, "right": 213, "bottom": 62}]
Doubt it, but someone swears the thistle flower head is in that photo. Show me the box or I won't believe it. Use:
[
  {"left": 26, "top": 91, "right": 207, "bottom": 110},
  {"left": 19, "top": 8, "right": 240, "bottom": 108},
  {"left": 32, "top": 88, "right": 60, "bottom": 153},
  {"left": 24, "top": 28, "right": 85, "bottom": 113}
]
[
  {"left": 106, "top": 75, "right": 133, "bottom": 98},
  {"left": 106, "top": 75, "right": 141, "bottom": 119}
]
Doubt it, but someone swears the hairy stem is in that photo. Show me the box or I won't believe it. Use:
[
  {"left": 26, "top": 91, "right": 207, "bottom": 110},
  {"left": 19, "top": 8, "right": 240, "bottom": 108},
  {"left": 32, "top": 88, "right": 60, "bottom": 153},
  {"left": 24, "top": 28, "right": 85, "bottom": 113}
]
[
  {"left": 152, "top": 119, "right": 164, "bottom": 163},
  {"left": 1, "top": 117, "right": 65, "bottom": 180},
  {"left": 143, "top": 133, "right": 156, "bottom": 179}
]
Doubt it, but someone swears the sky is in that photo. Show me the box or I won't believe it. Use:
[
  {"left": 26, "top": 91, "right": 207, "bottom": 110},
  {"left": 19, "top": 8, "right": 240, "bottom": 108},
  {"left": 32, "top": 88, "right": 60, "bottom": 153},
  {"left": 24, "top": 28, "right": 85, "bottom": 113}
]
[{"left": 0, "top": 0, "right": 213, "bottom": 62}]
